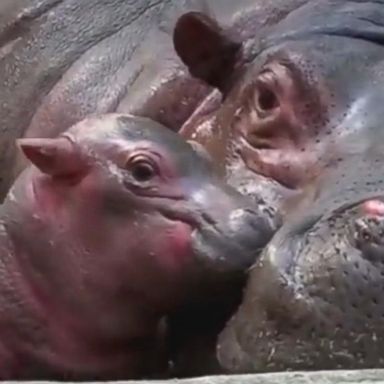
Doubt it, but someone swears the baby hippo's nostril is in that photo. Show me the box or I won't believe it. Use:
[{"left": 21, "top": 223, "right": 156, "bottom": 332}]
[
  {"left": 191, "top": 184, "right": 280, "bottom": 273},
  {"left": 228, "top": 208, "right": 276, "bottom": 258},
  {"left": 229, "top": 208, "right": 262, "bottom": 231}
]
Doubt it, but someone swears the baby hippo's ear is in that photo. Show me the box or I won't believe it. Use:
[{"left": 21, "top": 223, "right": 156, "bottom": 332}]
[{"left": 17, "top": 137, "right": 89, "bottom": 179}]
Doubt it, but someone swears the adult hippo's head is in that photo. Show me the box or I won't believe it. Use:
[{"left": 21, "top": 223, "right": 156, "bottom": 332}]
[
  {"left": 174, "top": 0, "right": 384, "bottom": 216},
  {"left": 173, "top": 0, "right": 384, "bottom": 373}
]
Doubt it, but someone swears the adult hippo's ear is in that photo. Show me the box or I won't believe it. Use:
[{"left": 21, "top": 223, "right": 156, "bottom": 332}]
[
  {"left": 17, "top": 137, "right": 88, "bottom": 180},
  {"left": 173, "top": 12, "right": 242, "bottom": 92}
]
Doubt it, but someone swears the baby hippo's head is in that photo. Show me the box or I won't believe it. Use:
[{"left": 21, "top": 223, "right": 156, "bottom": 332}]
[{"left": 14, "top": 114, "right": 277, "bottom": 311}]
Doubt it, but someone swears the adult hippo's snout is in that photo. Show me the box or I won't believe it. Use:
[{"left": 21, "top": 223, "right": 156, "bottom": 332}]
[{"left": 217, "top": 156, "right": 384, "bottom": 372}]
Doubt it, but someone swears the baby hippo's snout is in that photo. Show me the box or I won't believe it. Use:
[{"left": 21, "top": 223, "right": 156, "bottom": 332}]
[
  {"left": 221, "top": 207, "right": 277, "bottom": 267},
  {"left": 229, "top": 208, "right": 273, "bottom": 248},
  {"left": 190, "top": 182, "right": 279, "bottom": 274}
]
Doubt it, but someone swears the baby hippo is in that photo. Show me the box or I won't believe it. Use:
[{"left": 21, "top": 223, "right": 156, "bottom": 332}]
[{"left": 0, "top": 114, "right": 275, "bottom": 380}]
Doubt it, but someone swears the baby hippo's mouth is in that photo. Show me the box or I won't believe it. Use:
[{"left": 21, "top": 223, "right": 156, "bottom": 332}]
[
  {"left": 164, "top": 202, "right": 277, "bottom": 275},
  {"left": 139, "top": 180, "right": 278, "bottom": 278},
  {"left": 144, "top": 195, "right": 275, "bottom": 275}
]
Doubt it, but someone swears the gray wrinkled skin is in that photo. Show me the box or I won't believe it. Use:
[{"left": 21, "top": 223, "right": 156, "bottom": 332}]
[{"left": 218, "top": 151, "right": 384, "bottom": 372}]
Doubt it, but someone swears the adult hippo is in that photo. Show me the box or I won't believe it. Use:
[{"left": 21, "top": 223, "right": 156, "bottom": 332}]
[
  {"left": 0, "top": 113, "right": 274, "bottom": 379},
  {"left": 170, "top": 0, "right": 384, "bottom": 373}
]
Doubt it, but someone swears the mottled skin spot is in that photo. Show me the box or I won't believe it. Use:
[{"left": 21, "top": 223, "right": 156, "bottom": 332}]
[
  {"left": 361, "top": 200, "right": 384, "bottom": 217},
  {"left": 353, "top": 209, "right": 384, "bottom": 262}
]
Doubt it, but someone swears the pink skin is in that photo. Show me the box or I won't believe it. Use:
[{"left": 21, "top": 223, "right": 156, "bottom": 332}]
[
  {"left": 0, "top": 125, "right": 197, "bottom": 378},
  {"left": 361, "top": 200, "right": 384, "bottom": 217},
  {"left": 26, "top": 138, "right": 193, "bottom": 277}
]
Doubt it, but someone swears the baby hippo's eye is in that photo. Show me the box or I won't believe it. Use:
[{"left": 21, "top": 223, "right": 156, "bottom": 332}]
[{"left": 127, "top": 155, "right": 158, "bottom": 182}]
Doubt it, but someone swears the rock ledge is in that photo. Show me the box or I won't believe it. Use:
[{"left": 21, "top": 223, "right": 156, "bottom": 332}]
[{"left": 5, "top": 369, "right": 384, "bottom": 384}]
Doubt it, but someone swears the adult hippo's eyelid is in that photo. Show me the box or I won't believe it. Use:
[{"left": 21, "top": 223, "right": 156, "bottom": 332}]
[
  {"left": 257, "top": 68, "right": 281, "bottom": 89},
  {"left": 263, "top": 54, "right": 308, "bottom": 89}
]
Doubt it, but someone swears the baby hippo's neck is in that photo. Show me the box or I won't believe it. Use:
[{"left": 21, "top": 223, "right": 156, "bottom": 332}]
[{"left": 0, "top": 176, "right": 166, "bottom": 379}]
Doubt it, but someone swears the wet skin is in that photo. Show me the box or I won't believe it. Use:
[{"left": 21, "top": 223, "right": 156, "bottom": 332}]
[
  {"left": 0, "top": 114, "right": 275, "bottom": 379},
  {"left": 218, "top": 151, "right": 384, "bottom": 372},
  {"left": 171, "top": 0, "right": 384, "bottom": 373}
]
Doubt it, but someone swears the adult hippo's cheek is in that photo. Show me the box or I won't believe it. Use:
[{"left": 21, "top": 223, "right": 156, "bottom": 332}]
[{"left": 237, "top": 139, "right": 320, "bottom": 191}]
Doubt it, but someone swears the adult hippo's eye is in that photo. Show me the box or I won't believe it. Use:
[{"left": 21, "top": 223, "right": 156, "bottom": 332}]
[
  {"left": 127, "top": 155, "right": 158, "bottom": 182},
  {"left": 254, "top": 70, "right": 280, "bottom": 118}
]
